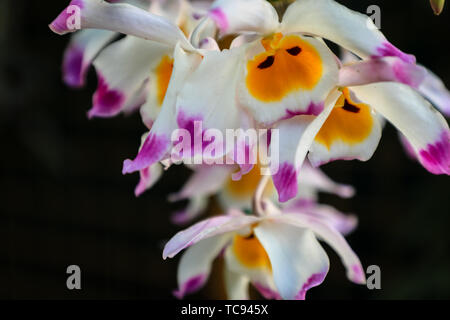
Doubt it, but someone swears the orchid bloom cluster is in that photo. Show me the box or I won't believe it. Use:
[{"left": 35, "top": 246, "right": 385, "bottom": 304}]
[{"left": 50, "top": 0, "right": 450, "bottom": 299}]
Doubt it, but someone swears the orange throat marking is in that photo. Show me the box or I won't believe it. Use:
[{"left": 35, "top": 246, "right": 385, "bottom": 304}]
[
  {"left": 245, "top": 33, "right": 323, "bottom": 102},
  {"left": 155, "top": 55, "right": 174, "bottom": 106},
  {"left": 232, "top": 232, "right": 272, "bottom": 270},
  {"left": 315, "top": 88, "right": 374, "bottom": 149}
]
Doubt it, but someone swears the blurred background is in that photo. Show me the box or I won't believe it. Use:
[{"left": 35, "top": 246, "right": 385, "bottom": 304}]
[{"left": 0, "top": 0, "right": 449, "bottom": 300}]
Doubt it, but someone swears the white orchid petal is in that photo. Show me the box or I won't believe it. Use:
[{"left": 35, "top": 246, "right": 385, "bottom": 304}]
[
  {"left": 122, "top": 44, "right": 202, "bottom": 175},
  {"left": 175, "top": 234, "right": 230, "bottom": 299},
  {"left": 224, "top": 268, "right": 250, "bottom": 300},
  {"left": 281, "top": 0, "right": 415, "bottom": 63},
  {"left": 135, "top": 162, "right": 163, "bottom": 197},
  {"left": 339, "top": 57, "right": 427, "bottom": 88},
  {"left": 351, "top": 83, "right": 450, "bottom": 175},
  {"left": 276, "top": 213, "right": 366, "bottom": 285},
  {"left": 163, "top": 213, "right": 260, "bottom": 259},
  {"left": 50, "top": 0, "right": 194, "bottom": 50},
  {"left": 63, "top": 29, "right": 117, "bottom": 88},
  {"left": 271, "top": 90, "right": 341, "bottom": 202},
  {"left": 170, "top": 165, "right": 234, "bottom": 202},
  {"left": 254, "top": 221, "right": 330, "bottom": 300},
  {"left": 89, "top": 36, "right": 171, "bottom": 118},
  {"left": 418, "top": 66, "right": 450, "bottom": 116},
  {"left": 209, "top": 0, "right": 279, "bottom": 36}
]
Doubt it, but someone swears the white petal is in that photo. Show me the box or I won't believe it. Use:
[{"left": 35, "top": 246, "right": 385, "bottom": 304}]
[
  {"left": 50, "top": 0, "right": 194, "bottom": 50},
  {"left": 90, "top": 36, "right": 171, "bottom": 118},
  {"left": 135, "top": 162, "right": 163, "bottom": 196},
  {"left": 254, "top": 221, "right": 330, "bottom": 300},
  {"left": 276, "top": 213, "right": 366, "bottom": 284},
  {"left": 163, "top": 213, "right": 260, "bottom": 259},
  {"left": 122, "top": 44, "right": 202, "bottom": 174},
  {"left": 351, "top": 83, "right": 450, "bottom": 175},
  {"left": 174, "top": 234, "right": 230, "bottom": 298},
  {"left": 339, "top": 57, "right": 427, "bottom": 88},
  {"left": 170, "top": 195, "right": 209, "bottom": 225},
  {"left": 175, "top": 47, "right": 246, "bottom": 162},
  {"left": 169, "top": 165, "right": 234, "bottom": 202},
  {"left": 281, "top": 0, "right": 415, "bottom": 63},
  {"left": 63, "top": 29, "right": 117, "bottom": 88},
  {"left": 224, "top": 267, "right": 250, "bottom": 300},
  {"left": 209, "top": 0, "right": 279, "bottom": 36},
  {"left": 286, "top": 203, "right": 358, "bottom": 236},
  {"left": 270, "top": 90, "right": 341, "bottom": 202},
  {"left": 298, "top": 162, "right": 355, "bottom": 199},
  {"left": 418, "top": 66, "right": 450, "bottom": 116}
]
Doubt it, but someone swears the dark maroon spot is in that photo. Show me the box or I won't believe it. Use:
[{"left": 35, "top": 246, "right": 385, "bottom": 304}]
[
  {"left": 342, "top": 100, "right": 360, "bottom": 113},
  {"left": 286, "top": 46, "right": 302, "bottom": 56},
  {"left": 244, "top": 233, "right": 255, "bottom": 240},
  {"left": 258, "top": 56, "right": 274, "bottom": 69}
]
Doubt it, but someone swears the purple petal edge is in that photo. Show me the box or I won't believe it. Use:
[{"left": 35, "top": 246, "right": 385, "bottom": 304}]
[
  {"left": 88, "top": 73, "right": 125, "bottom": 119},
  {"left": 294, "top": 271, "right": 328, "bottom": 300},
  {"left": 284, "top": 101, "right": 324, "bottom": 121},
  {"left": 173, "top": 274, "right": 208, "bottom": 299},
  {"left": 253, "top": 283, "right": 281, "bottom": 300},
  {"left": 49, "top": 0, "right": 84, "bottom": 35},
  {"left": 62, "top": 45, "right": 86, "bottom": 88},
  {"left": 418, "top": 130, "right": 450, "bottom": 175},
  {"left": 134, "top": 167, "right": 151, "bottom": 197},
  {"left": 350, "top": 264, "right": 366, "bottom": 284},
  {"left": 373, "top": 42, "right": 416, "bottom": 64},
  {"left": 122, "top": 133, "right": 170, "bottom": 175}
]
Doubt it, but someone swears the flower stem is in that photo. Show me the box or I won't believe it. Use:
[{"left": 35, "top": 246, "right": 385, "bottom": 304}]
[{"left": 252, "top": 174, "right": 271, "bottom": 216}]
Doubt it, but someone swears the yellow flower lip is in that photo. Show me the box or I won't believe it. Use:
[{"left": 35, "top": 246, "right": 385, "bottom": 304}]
[
  {"left": 314, "top": 88, "right": 374, "bottom": 150},
  {"left": 245, "top": 33, "right": 323, "bottom": 103},
  {"left": 232, "top": 230, "right": 272, "bottom": 270},
  {"left": 155, "top": 55, "right": 174, "bottom": 106}
]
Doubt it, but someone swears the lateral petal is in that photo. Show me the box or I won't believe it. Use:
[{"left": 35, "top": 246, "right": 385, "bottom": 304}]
[
  {"left": 276, "top": 213, "right": 365, "bottom": 285},
  {"left": 163, "top": 212, "right": 260, "bottom": 259},
  {"left": 122, "top": 44, "right": 202, "bottom": 175},
  {"left": 50, "top": 0, "right": 194, "bottom": 50},
  {"left": 174, "top": 234, "right": 230, "bottom": 299},
  {"left": 281, "top": 0, "right": 415, "bottom": 63},
  {"left": 351, "top": 83, "right": 450, "bottom": 175},
  {"left": 90, "top": 36, "right": 172, "bottom": 118},
  {"left": 271, "top": 90, "right": 342, "bottom": 202},
  {"left": 62, "top": 29, "right": 117, "bottom": 88},
  {"left": 254, "top": 221, "right": 330, "bottom": 300},
  {"left": 418, "top": 66, "right": 450, "bottom": 116}
]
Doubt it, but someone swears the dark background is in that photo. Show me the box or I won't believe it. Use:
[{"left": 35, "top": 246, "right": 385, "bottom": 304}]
[{"left": 0, "top": 0, "right": 449, "bottom": 300}]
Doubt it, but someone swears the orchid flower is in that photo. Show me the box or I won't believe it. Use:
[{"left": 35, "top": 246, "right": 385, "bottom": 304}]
[
  {"left": 57, "top": 0, "right": 209, "bottom": 120},
  {"left": 163, "top": 201, "right": 365, "bottom": 300},
  {"left": 61, "top": 0, "right": 151, "bottom": 88},
  {"left": 167, "top": 161, "right": 356, "bottom": 228}
]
